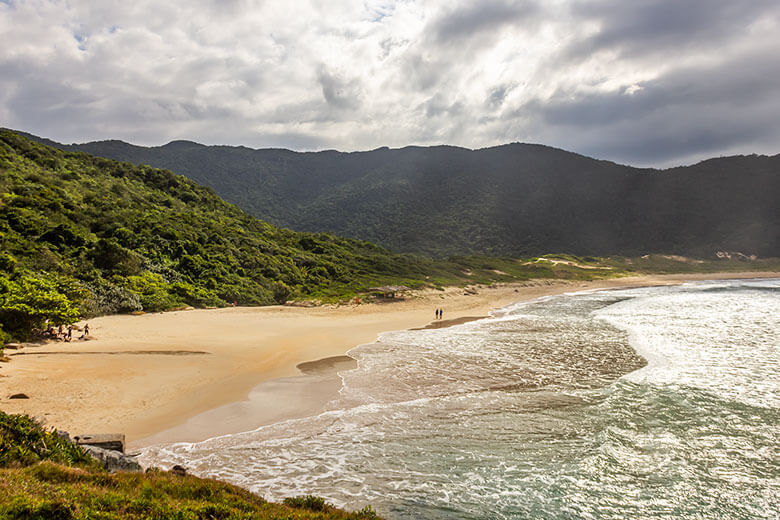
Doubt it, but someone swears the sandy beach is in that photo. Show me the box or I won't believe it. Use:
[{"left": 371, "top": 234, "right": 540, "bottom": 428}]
[{"left": 1, "top": 272, "right": 777, "bottom": 449}]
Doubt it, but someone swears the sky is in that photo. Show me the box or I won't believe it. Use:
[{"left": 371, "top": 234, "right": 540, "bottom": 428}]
[{"left": 1, "top": 0, "right": 779, "bottom": 167}]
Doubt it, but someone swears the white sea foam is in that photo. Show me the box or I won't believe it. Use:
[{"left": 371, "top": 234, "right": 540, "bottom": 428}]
[
  {"left": 595, "top": 280, "right": 780, "bottom": 408},
  {"left": 140, "top": 280, "right": 780, "bottom": 519}
]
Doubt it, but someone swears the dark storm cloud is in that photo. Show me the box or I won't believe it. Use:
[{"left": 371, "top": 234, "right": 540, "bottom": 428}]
[
  {"left": 316, "top": 66, "right": 362, "bottom": 110},
  {"left": 397, "top": 0, "right": 543, "bottom": 93},
  {"left": 520, "top": 49, "right": 780, "bottom": 164},
  {"left": 563, "top": 0, "right": 780, "bottom": 61},
  {"left": 400, "top": 52, "right": 442, "bottom": 91},
  {"left": 431, "top": 0, "right": 541, "bottom": 43}
]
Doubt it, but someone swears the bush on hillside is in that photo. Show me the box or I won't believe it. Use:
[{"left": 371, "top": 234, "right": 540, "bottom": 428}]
[
  {"left": 81, "top": 278, "right": 143, "bottom": 316},
  {"left": 0, "top": 412, "right": 97, "bottom": 469}
]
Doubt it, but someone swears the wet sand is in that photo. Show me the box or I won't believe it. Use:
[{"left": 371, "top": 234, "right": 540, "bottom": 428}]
[{"left": 0, "top": 272, "right": 777, "bottom": 449}]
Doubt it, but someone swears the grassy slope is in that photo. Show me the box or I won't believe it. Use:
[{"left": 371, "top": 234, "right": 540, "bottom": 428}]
[
  {"left": 0, "top": 411, "right": 380, "bottom": 519},
  {"left": 0, "top": 129, "right": 437, "bottom": 308}
]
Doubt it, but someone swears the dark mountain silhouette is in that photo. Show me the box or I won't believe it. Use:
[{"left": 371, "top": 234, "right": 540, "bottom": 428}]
[{"left": 21, "top": 132, "right": 779, "bottom": 258}]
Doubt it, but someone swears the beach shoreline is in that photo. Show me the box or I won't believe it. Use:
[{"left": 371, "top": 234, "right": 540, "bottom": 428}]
[{"left": 1, "top": 271, "right": 777, "bottom": 449}]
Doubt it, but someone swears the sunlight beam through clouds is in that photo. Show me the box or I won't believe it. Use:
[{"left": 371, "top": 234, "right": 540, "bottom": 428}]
[{"left": 1, "top": 0, "right": 779, "bottom": 166}]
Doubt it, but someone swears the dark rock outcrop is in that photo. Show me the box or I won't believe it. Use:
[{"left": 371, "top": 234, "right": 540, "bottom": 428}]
[{"left": 82, "top": 445, "right": 142, "bottom": 472}]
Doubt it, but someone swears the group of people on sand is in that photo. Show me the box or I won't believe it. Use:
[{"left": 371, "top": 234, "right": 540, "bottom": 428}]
[
  {"left": 44, "top": 322, "right": 89, "bottom": 342},
  {"left": 435, "top": 308, "right": 444, "bottom": 320}
]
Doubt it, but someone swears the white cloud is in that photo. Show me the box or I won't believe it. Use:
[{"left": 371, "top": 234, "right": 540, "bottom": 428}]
[{"left": 1, "top": 0, "right": 779, "bottom": 165}]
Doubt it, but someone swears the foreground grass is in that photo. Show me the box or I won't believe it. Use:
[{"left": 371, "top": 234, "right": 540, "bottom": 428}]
[
  {"left": 0, "top": 464, "right": 379, "bottom": 520},
  {"left": 0, "top": 412, "right": 380, "bottom": 520}
]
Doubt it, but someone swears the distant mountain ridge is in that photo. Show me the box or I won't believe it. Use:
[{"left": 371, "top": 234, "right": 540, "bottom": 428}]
[{"left": 19, "top": 131, "right": 780, "bottom": 257}]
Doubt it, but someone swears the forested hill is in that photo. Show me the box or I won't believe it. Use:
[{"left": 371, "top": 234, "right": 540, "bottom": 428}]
[
  {"left": 30, "top": 133, "right": 779, "bottom": 258},
  {"left": 0, "top": 131, "right": 485, "bottom": 340}
]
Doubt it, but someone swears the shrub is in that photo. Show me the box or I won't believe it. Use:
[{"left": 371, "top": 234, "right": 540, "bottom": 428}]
[
  {"left": 271, "top": 281, "right": 291, "bottom": 304},
  {"left": 0, "top": 412, "right": 97, "bottom": 469},
  {"left": 0, "top": 497, "right": 75, "bottom": 520},
  {"left": 284, "top": 495, "right": 329, "bottom": 512},
  {"left": 83, "top": 279, "right": 143, "bottom": 316},
  {"left": 353, "top": 505, "right": 380, "bottom": 519},
  {"left": 124, "top": 272, "right": 181, "bottom": 312},
  {"left": 89, "top": 238, "right": 142, "bottom": 274},
  {"left": 0, "top": 324, "right": 10, "bottom": 347},
  {"left": 0, "top": 252, "right": 17, "bottom": 273},
  {"left": 0, "top": 271, "right": 87, "bottom": 339},
  {"left": 169, "top": 282, "right": 225, "bottom": 308}
]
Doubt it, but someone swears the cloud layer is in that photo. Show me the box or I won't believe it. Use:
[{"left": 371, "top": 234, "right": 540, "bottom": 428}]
[{"left": 1, "top": 0, "right": 778, "bottom": 166}]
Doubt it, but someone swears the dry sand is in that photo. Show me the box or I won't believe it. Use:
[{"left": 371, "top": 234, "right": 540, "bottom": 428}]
[{"left": 0, "top": 272, "right": 777, "bottom": 449}]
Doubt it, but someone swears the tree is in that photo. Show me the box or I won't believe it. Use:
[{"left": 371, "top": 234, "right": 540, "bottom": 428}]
[{"left": 0, "top": 271, "right": 86, "bottom": 339}]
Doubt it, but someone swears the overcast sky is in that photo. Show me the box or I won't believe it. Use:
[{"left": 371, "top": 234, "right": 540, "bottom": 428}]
[{"left": 1, "top": 0, "right": 779, "bottom": 167}]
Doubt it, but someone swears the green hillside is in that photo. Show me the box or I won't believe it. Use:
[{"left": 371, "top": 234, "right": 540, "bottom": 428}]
[
  {"left": 0, "top": 131, "right": 452, "bottom": 340},
  {"left": 38, "top": 136, "right": 780, "bottom": 258}
]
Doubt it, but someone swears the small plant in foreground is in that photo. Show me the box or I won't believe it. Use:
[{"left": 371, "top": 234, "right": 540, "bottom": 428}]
[{"left": 284, "top": 494, "right": 329, "bottom": 511}]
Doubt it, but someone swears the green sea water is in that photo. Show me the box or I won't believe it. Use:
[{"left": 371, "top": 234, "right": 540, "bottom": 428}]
[{"left": 142, "top": 279, "right": 780, "bottom": 519}]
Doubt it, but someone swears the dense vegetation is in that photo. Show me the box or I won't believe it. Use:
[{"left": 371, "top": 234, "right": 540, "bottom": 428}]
[
  {"left": 0, "top": 131, "right": 415, "bottom": 338},
  {"left": 0, "top": 411, "right": 381, "bottom": 519},
  {"left": 34, "top": 134, "right": 779, "bottom": 258},
  {"left": 0, "top": 131, "right": 633, "bottom": 341}
]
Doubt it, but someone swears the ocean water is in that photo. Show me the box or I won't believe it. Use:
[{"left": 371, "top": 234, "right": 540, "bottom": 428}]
[{"left": 140, "top": 279, "right": 780, "bottom": 519}]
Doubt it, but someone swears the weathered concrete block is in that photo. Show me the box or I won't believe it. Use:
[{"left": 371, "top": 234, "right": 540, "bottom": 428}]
[{"left": 74, "top": 433, "right": 125, "bottom": 453}]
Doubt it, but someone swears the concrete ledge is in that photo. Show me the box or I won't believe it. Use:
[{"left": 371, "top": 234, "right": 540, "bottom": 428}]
[{"left": 74, "top": 433, "right": 125, "bottom": 453}]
